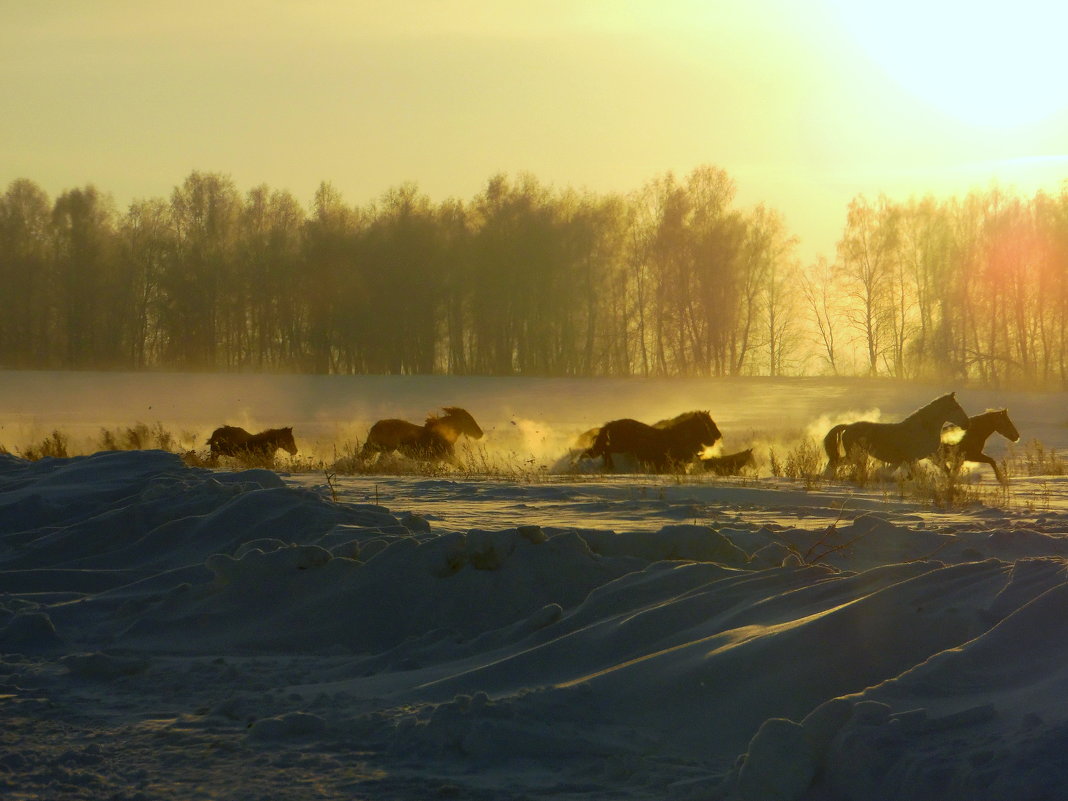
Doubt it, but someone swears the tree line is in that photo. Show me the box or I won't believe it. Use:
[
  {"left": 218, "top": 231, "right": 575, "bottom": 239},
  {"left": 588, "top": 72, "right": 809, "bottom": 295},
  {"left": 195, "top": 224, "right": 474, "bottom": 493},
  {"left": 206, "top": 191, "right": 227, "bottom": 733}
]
[{"left": 1, "top": 169, "right": 1066, "bottom": 386}]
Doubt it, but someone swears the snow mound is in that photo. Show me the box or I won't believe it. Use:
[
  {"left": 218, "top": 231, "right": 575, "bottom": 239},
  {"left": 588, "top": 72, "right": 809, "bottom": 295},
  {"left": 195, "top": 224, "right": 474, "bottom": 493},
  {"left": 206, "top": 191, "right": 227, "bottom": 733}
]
[{"left": 6, "top": 449, "right": 1068, "bottom": 799}]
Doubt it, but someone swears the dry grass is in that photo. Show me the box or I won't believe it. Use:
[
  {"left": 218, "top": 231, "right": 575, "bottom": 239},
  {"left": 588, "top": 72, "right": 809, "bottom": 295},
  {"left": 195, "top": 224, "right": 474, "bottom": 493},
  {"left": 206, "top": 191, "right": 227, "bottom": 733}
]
[
  {"left": 898, "top": 462, "right": 984, "bottom": 508},
  {"left": 0, "top": 422, "right": 1060, "bottom": 513},
  {"left": 768, "top": 436, "right": 825, "bottom": 489},
  {"left": 769, "top": 435, "right": 878, "bottom": 488},
  {"left": 12, "top": 430, "right": 70, "bottom": 460},
  {"left": 325, "top": 440, "right": 549, "bottom": 481},
  {"left": 1010, "top": 438, "right": 1066, "bottom": 477},
  {"left": 95, "top": 421, "right": 192, "bottom": 453},
  {"left": 3, "top": 421, "right": 545, "bottom": 478}
]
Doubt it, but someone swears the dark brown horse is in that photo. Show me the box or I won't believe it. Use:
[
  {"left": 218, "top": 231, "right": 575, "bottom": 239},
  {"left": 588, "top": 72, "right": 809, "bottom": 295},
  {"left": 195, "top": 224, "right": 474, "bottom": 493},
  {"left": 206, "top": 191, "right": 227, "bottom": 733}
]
[
  {"left": 701, "top": 447, "right": 756, "bottom": 475},
  {"left": 360, "top": 406, "right": 484, "bottom": 462},
  {"left": 573, "top": 413, "right": 706, "bottom": 453},
  {"left": 207, "top": 426, "right": 297, "bottom": 462},
  {"left": 823, "top": 392, "right": 970, "bottom": 477},
  {"left": 582, "top": 410, "right": 721, "bottom": 472},
  {"left": 937, "top": 408, "right": 1020, "bottom": 484}
]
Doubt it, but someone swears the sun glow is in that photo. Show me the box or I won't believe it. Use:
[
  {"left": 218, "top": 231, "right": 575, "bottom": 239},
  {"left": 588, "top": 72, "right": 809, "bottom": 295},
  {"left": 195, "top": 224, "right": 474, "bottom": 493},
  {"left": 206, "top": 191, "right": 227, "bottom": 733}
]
[{"left": 830, "top": 1, "right": 1068, "bottom": 128}]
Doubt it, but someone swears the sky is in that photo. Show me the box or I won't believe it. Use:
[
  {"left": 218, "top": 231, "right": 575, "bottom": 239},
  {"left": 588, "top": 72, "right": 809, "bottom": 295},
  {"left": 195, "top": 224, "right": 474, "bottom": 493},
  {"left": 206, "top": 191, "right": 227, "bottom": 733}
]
[{"left": 4, "top": 0, "right": 1068, "bottom": 261}]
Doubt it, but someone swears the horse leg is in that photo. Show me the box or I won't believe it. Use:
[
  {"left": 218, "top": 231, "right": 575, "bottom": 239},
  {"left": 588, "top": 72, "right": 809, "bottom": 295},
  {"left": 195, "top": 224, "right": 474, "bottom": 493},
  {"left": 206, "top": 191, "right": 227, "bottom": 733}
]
[
  {"left": 362, "top": 438, "right": 394, "bottom": 463},
  {"left": 433, "top": 439, "right": 456, "bottom": 463},
  {"left": 939, "top": 446, "right": 956, "bottom": 476},
  {"left": 583, "top": 428, "right": 613, "bottom": 471},
  {"left": 977, "top": 453, "right": 1006, "bottom": 484},
  {"left": 941, "top": 446, "right": 966, "bottom": 478}
]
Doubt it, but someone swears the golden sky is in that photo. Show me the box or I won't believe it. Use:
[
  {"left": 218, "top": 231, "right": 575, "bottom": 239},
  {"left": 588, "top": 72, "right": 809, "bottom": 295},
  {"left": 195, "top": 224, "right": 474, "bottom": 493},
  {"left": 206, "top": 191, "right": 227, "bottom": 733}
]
[{"left": 4, "top": 0, "right": 1067, "bottom": 260}]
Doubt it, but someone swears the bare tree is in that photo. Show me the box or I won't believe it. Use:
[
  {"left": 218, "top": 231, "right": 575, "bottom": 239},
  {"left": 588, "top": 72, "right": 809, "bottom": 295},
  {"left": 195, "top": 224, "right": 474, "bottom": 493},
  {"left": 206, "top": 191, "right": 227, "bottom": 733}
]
[
  {"left": 166, "top": 171, "right": 241, "bottom": 369},
  {"left": 800, "top": 257, "right": 841, "bottom": 374},
  {"left": 303, "top": 182, "right": 358, "bottom": 373},
  {"left": 119, "top": 198, "right": 173, "bottom": 367},
  {"left": 51, "top": 186, "right": 120, "bottom": 367},
  {"left": 0, "top": 180, "right": 52, "bottom": 366},
  {"left": 837, "top": 195, "right": 900, "bottom": 375}
]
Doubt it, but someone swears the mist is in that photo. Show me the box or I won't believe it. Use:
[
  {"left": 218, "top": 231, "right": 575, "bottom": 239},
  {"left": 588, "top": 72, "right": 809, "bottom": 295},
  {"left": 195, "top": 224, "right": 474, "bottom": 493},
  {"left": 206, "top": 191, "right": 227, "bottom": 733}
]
[{"left": 1, "top": 372, "right": 1059, "bottom": 468}]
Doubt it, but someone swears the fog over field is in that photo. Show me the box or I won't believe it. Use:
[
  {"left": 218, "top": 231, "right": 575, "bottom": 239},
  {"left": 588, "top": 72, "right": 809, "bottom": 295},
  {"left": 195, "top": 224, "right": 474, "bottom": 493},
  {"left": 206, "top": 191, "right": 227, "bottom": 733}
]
[{"left": 2, "top": 371, "right": 1065, "bottom": 467}]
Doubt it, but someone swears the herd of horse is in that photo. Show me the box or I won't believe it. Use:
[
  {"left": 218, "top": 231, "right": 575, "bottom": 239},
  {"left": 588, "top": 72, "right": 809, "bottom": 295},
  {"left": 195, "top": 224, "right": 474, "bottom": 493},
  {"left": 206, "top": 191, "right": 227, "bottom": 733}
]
[
  {"left": 206, "top": 391, "right": 1022, "bottom": 484},
  {"left": 205, "top": 407, "right": 484, "bottom": 465},
  {"left": 821, "top": 392, "right": 1020, "bottom": 484}
]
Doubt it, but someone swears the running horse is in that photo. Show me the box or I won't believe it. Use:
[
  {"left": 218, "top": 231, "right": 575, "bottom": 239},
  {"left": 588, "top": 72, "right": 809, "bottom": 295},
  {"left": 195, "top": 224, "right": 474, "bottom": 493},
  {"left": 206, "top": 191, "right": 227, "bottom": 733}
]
[
  {"left": 582, "top": 410, "right": 722, "bottom": 472},
  {"left": 823, "top": 392, "right": 970, "bottom": 477},
  {"left": 360, "top": 406, "right": 484, "bottom": 462},
  {"left": 937, "top": 408, "right": 1020, "bottom": 484},
  {"left": 207, "top": 426, "right": 297, "bottom": 462}
]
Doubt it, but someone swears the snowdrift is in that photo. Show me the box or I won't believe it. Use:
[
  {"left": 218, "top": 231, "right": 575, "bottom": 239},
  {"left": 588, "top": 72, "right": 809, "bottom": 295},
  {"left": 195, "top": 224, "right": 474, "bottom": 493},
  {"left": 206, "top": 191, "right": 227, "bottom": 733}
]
[{"left": 4, "top": 449, "right": 1068, "bottom": 799}]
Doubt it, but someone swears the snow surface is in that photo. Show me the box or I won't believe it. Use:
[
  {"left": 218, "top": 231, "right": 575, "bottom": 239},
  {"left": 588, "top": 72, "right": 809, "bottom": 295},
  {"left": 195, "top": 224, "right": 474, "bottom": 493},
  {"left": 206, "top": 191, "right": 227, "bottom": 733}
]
[{"left": 3, "top": 373, "right": 1068, "bottom": 800}]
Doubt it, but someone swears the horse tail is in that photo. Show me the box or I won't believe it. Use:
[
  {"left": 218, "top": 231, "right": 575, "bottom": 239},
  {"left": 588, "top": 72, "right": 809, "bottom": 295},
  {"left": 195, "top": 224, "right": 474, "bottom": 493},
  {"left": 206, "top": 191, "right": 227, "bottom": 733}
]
[{"left": 823, "top": 424, "right": 848, "bottom": 465}]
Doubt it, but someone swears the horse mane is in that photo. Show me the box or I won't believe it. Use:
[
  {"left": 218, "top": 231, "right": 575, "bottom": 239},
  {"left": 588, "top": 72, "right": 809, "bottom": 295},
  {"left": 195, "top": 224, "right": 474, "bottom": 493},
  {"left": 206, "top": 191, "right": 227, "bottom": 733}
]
[
  {"left": 425, "top": 407, "right": 468, "bottom": 425},
  {"left": 427, "top": 407, "right": 482, "bottom": 437},
  {"left": 655, "top": 410, "right": 708, "bottom": 428},
  {"left": 903, "top": 391, "right": 960, "bottom": 423}
]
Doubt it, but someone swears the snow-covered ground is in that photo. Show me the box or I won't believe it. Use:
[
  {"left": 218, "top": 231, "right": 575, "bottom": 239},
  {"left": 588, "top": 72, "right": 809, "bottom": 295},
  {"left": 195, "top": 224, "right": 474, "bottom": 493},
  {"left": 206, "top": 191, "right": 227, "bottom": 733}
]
[{"left": 3, "top": 372, "right": 1068, "bottom": 800}]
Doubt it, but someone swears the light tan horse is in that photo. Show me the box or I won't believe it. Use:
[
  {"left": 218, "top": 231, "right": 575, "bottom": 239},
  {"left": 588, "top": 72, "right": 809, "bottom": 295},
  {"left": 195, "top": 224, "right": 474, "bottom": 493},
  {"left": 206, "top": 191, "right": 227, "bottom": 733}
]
[{"left": 360, "top": 406, "right": 484, "bottom": 461}]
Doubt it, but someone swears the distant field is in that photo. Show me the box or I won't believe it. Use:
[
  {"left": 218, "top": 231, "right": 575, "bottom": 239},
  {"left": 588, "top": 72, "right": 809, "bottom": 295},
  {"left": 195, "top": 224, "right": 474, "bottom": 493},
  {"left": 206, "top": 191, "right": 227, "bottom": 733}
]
[{"left": 1, "top": 370, "right": 1064, "bottom": 466}]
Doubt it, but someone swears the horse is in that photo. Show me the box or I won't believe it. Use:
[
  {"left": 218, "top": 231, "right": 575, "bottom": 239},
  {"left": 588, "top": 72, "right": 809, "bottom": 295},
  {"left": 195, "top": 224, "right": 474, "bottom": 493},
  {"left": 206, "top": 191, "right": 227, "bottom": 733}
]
[
  {"left": 823, "top": 392, "right": 970, "bottom": 477},
  {"left": 582, "top": 410, "right": 721, "bottom": 472},
  {"left": 207, "top": 426, "right": 297, "bottom": 462},
  {"left": 701, "top": 447, "right": 756, "bottom": 475},
  {"left": 572, "top": 412, "right": 709, "bottom": 454},
  {"left": 360, "top": 406, "right": 484, "bottom": 462},
  {"left": 937, "top": 408, "right": 1020, "bottom": 484}
]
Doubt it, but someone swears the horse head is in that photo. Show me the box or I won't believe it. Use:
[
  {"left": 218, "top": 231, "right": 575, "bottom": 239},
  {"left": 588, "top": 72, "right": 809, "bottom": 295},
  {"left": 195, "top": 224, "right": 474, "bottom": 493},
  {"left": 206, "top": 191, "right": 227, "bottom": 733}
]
[
  {"left": 995, "top": 409, "right": 1021, "bottom": 442},
  {"left": 439, "top": 407, "right": 484, "bottom": 440},
  {"left": 698, "top": 410, "right": 723, "bottom": 446},
  {"left": 666, "top": 410, "right": 722, "bottom": 452},
  {"left": 678, "top": 410, "right": 722, "bottom": 447},
  {"left": 278, "top": 426, "right": 298, "bottom": 455}
]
